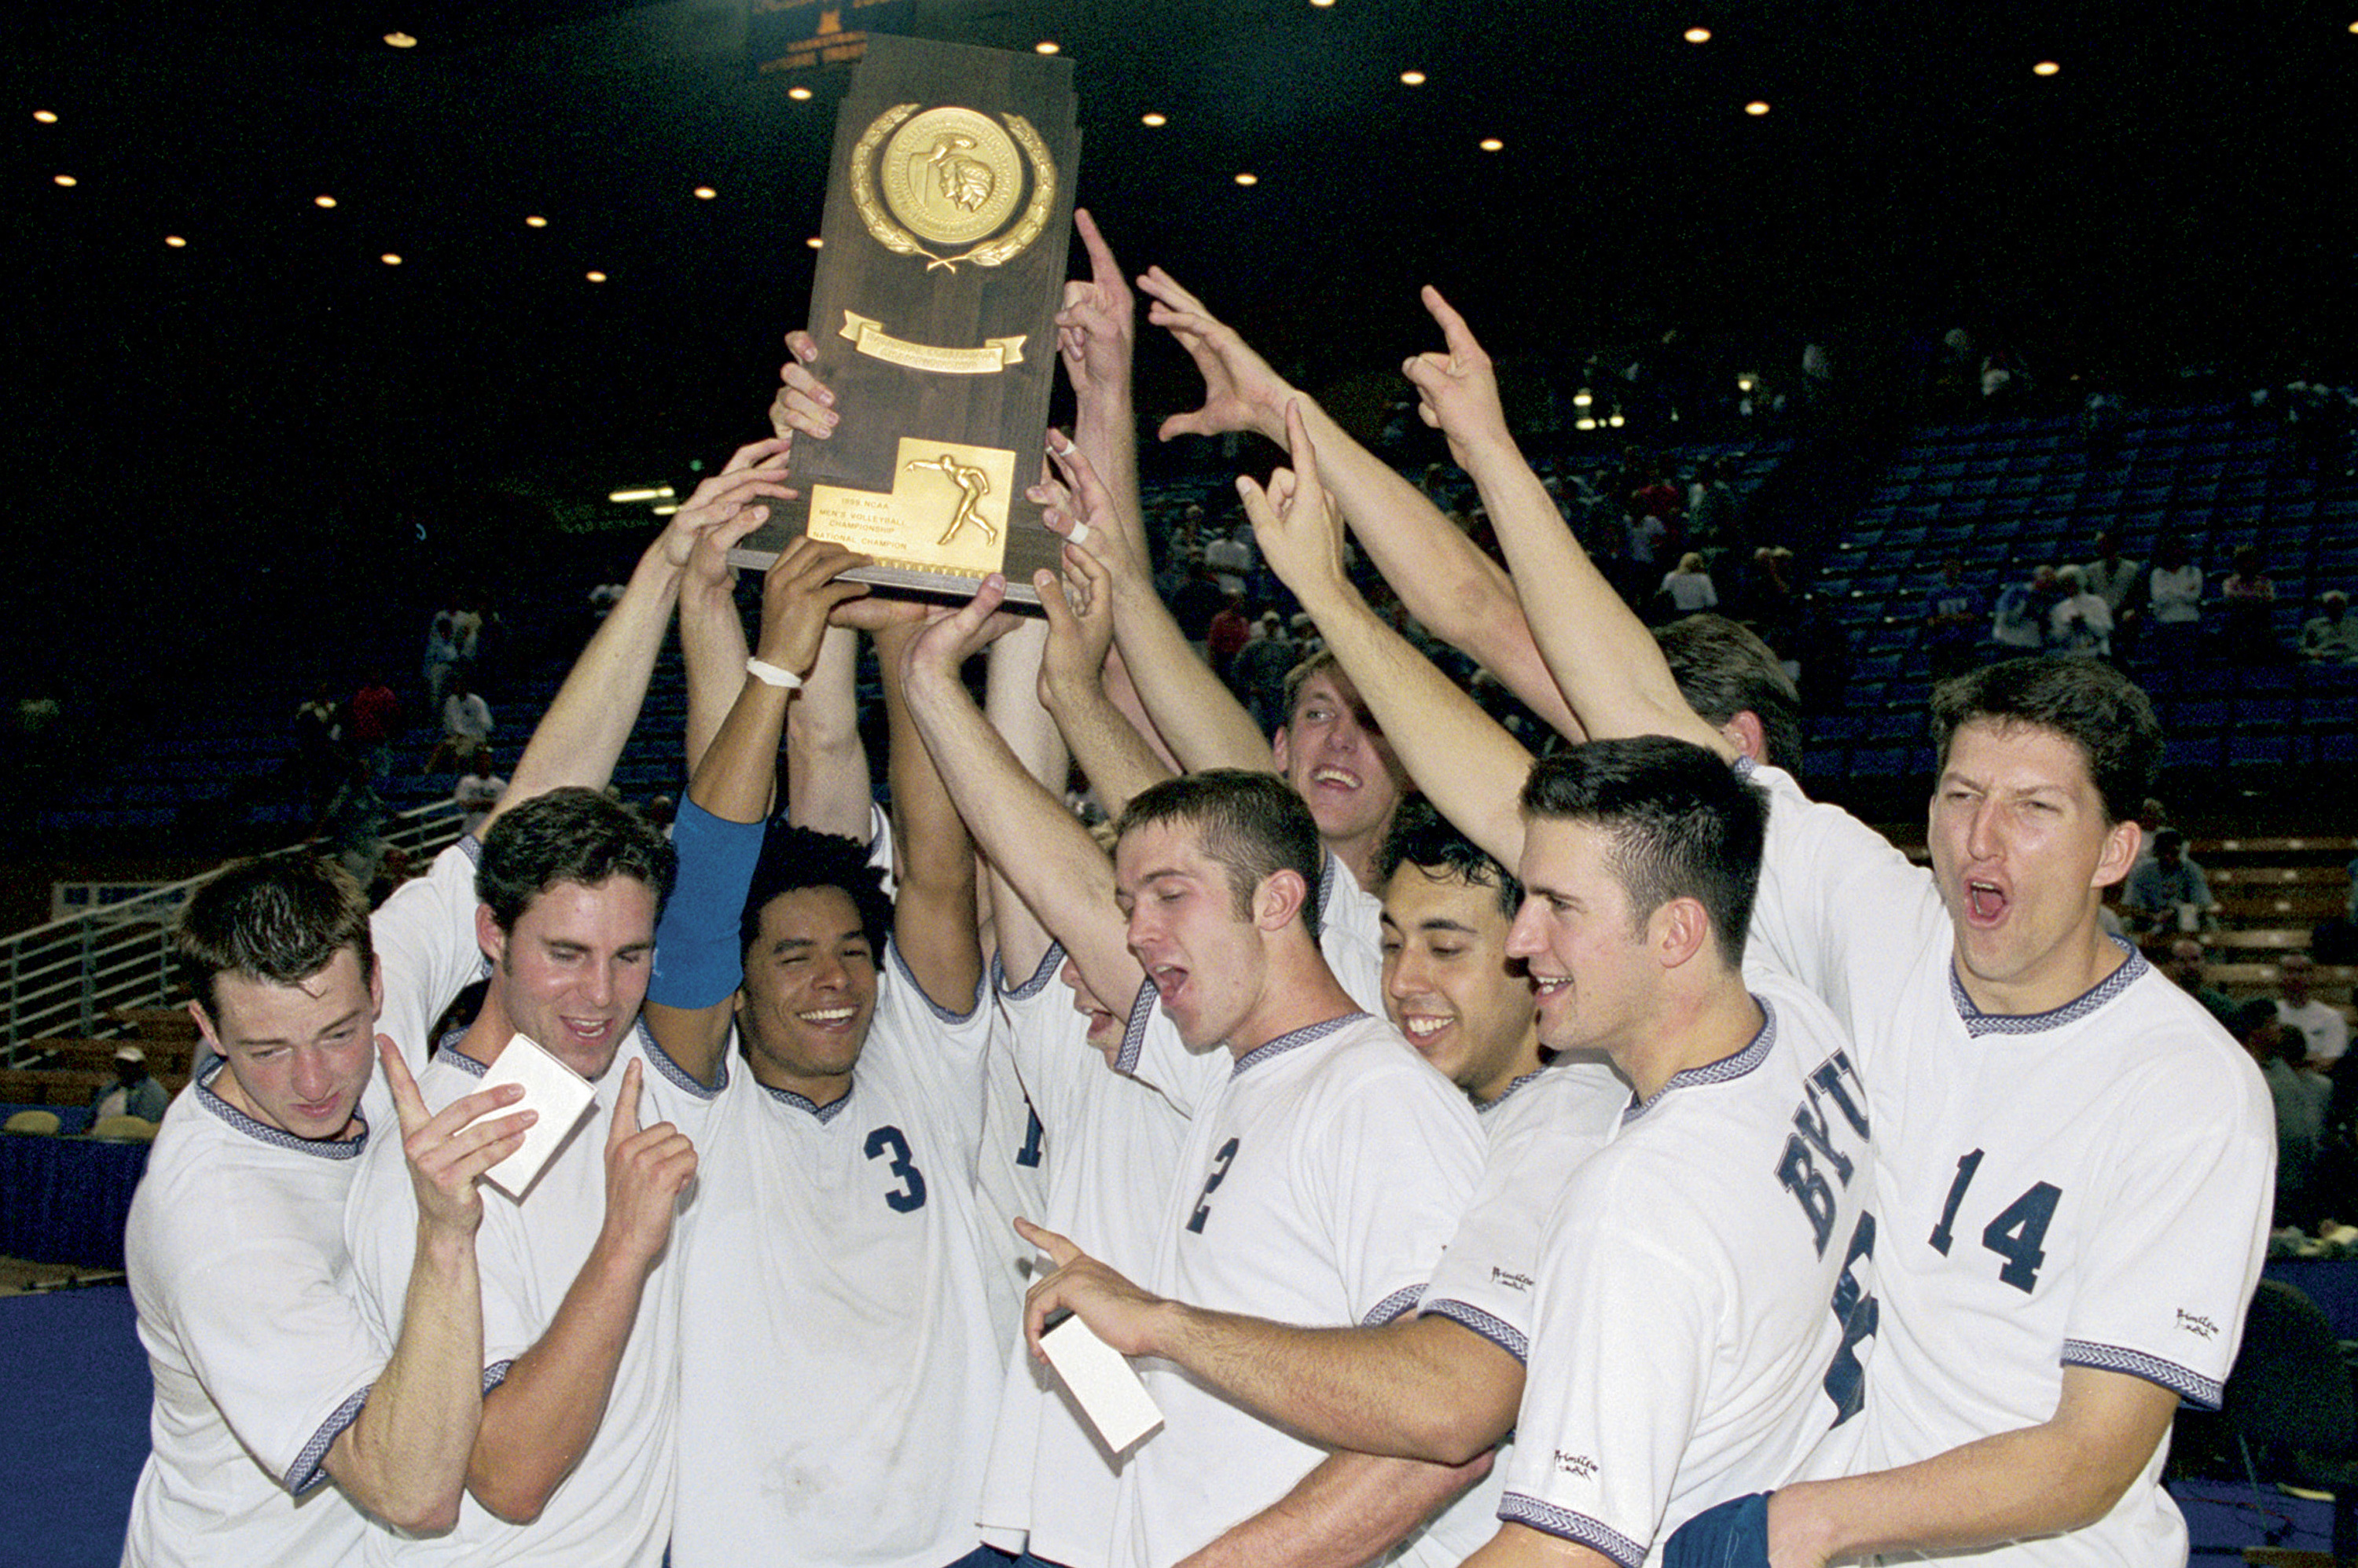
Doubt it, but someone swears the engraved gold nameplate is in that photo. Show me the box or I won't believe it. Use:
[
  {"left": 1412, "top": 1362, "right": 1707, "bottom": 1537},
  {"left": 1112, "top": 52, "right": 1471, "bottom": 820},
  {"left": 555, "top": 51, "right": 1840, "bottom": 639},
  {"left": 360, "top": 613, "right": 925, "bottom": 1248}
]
[
  {"left": 838, "top": 310, "right": 1025, "bottom": 374},
  {"left": 852, "top": 101, "right": 1056, "bottom": 273},
  {"left": 807, "top": 437, "right": 1019, "bottom": 581}
]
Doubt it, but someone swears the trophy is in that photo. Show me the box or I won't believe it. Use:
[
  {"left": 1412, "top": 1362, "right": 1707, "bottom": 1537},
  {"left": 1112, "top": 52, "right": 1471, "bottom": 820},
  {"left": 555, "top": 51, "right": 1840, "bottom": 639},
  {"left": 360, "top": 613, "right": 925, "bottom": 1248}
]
[{"left": 732, "top": 33, "right": 1078, "bottom": 605}]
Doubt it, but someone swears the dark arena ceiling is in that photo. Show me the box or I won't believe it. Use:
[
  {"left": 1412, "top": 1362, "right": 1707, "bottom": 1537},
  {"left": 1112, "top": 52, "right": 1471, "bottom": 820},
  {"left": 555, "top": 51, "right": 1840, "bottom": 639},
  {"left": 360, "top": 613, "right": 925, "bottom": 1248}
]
[{"left": 4, "top": 0, "right": 2356, "bottom": 699}]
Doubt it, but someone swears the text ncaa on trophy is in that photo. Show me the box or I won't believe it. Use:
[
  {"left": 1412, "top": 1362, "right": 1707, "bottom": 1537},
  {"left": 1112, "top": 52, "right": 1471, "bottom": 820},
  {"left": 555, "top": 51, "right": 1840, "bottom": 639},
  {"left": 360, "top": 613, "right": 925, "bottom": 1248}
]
[{"left": 733, "top": 34, "right": 1079, "bottom": 606}]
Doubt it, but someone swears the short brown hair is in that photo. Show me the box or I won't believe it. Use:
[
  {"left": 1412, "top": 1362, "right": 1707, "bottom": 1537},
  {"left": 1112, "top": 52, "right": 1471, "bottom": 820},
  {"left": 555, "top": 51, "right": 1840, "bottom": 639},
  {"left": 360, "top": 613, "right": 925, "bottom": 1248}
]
[
  {"left": 174, "top": 854, "right": 374, "bottom": 1016},
  {"left": 1115, "top": 770, "right": 1324, "bottom": 940}
]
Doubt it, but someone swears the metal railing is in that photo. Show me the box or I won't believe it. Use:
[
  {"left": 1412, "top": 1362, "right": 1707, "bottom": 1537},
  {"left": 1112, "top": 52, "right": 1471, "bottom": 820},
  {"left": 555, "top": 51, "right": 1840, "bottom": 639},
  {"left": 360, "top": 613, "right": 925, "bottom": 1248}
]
[{"left": 0, "top": 801, "right": 465, "bottom": 1060}]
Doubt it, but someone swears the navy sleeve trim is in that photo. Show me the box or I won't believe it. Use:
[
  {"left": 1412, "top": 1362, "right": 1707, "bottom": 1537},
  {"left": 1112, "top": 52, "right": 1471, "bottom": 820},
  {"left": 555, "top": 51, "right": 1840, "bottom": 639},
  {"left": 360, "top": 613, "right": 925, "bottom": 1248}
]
[
  {"left": 1115, "top": 975, "right": 1160, "bottom": 1076},
  {"left": 1001, "top": 942, "right": 1065, "bottom": 1002},
  {"left": 2061, "top": 1338, "right": 2224, "bottom": 1410},
  {"left": 483, "top": 1359, "right": 515, "bottom": 1394},
  {"left": 285, "top": 1385, "right": 371, "bottom": 1495},
  {"left": 1497, "top": 1495, "right": 1646, "bottom": 1568},
  {"left": 637, "top": 1018, "right": 727, "bottom": 1099},
  {"left": 1420, "top": 1299, "right": 1530, "bottom": 1364},
  {"left": 887, "top": 937, "right": 985, "bottom": 1026},
  {"left": 1361, "top": 1283, "right": 1426, "bottom": 1327}
]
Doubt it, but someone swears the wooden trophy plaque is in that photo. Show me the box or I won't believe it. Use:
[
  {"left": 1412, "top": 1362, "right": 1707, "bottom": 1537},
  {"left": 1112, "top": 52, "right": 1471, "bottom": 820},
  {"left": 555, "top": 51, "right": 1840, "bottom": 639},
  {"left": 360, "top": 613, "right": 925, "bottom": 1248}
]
[{"left": 731, "top": 34, "right": 1078, "bottom": 606}]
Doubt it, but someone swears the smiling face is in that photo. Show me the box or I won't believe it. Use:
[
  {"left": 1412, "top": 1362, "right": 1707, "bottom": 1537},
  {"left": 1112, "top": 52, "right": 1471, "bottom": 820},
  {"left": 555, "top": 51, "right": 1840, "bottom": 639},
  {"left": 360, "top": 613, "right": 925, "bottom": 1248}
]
[
  {"left": 736, "top": 885, "right": 880, "bottom": 1103},
  {"left": 1273, "top": 667, "right": 1406, "bottom": 865},
  {"left": 1115, "top": 819, "right": 1269, "bottom": 1052},
  {"left": 1381, "top": 861, "right": 1540, "bottom": 1103},
  {"left": 1505, "top": 817, "right": 1662, "bottom": 1064},
  {"left": 196, "top": 946, "right": 381, "bottom": 1141},
  {"left": 1930, "top": 719, "right": 2138, "bottom": 1014},
  {"left": 478, "top": 876, "right": 659, "bottom": 1081}
]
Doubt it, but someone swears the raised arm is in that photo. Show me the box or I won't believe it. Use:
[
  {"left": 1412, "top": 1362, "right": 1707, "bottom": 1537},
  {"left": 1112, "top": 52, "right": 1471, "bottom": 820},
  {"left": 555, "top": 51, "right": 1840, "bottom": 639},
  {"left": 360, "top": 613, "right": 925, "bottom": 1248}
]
[
  {"left": 901, "top": 578, "right": 1144, "bottom": 1014},
  {"left": 1058, "top": 207, "right": 1144, "bottom": 562},
  {"left": 982, "top": 615, "right": 1064, "bottom": 986},
  {"left": 645, "top": 538, "right": 875, "bottom": 1087},
  {"left": 1033, "top": 463, "right": 1176, "bottom": 815},
  {"left": 1404, "top": 290, "right": 1724, "bottom": 756},
  {"left": 876, "top": 618, "right": 982, "bottom": 1012},
  {"left": 495, "top": 438, "right": 792, "bottom": 824},
  {"left": 324, "top": 1045, "right": 531, "bottom": 1532},
  {"left": 1243, "top": 405, "right": 1533, "bottom": 868},
  {"left": 1137, "top": 267, "right": 1583, "bottom": 740}
]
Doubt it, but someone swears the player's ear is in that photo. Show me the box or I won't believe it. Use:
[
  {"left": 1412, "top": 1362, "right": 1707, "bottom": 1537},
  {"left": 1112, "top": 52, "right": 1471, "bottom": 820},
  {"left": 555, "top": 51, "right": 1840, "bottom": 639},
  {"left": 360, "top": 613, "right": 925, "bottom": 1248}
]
[
  {"left": 1652, "top": 895, "right": 1713, "bottom": 971},
  {"left": 474, "top": 902, "right": 509, "bottom": 970},
  {"left": 1270, "top": 726, "right": 1292, "bottom": 773},
  {"left": 1254, "top": 868, "right": 1309, "bottom": 933},
  {"left": 1720, "top": 711, "right": 1768, "bottom": 764},
  {"left": 185, "top": 998, "right": 222, "bottom": 1052},
  {"left": 2092, "top": 816, "right": 2140, "bottom": 891}
]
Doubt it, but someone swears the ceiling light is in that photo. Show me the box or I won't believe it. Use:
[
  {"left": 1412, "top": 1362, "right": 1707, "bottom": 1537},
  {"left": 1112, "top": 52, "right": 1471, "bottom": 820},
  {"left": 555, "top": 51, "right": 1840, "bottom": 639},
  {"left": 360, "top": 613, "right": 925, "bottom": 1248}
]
[
  {"left": 1684, "top": 26, "right": 1712, "bottom": 42},
  {"left": 1574, "top": 390, "right": 1593, "bottom": 407},
  {"left": 53, "top": 174, "right": 75, "bottom": 187},
  {"left": 380, "top": 253, "right": 402, "bottom": 266},
  {"left": 1744, "top": 100, "right": 1771, "bottom": 116},
  {"left": 1478, "top": 138, "right": 1504, "bottom": 152},
  {"left": 609, "top": 487, "right": 676, "bottom": 503},
  {"left": 1399, "top": 70, "right": 1427, "bottom": 86},
  {"left": 1234, "top": 172, "right": 1259, "bottom": 186},
  {"left": 164, "top": 234, "right": 186, "bottom": 248},
  {"left": 1576, "top": 417, "right": 1597, "bottom": 431},
  {"left": 1311, "top": 0, "right": 1336, "bottom": 7},
  {"left": 788, "top": 86, "right": 814, "bottom": 101},
  {"left": 525, "top": 215, "right": 548, "bottom": 228},
  {"left": 314, "top": 195, "right": 337, "bottom": 209},
  {"left": 32, "top": 110, "right": 57, "bottom": 124},
  {"left": 586, "top": 270, "right": 607, "bottom": 282},
  {"left": 2032, "top": 60, "right": 2060, "bottom": 75},
  {"left": 1140, "top": 112, "right": 1168, "bottom": 127},
  {"left": 384, "top": 31, "right": 417, "bottom": 48},
  {"left": 652, "top": 505, "right": 681, "bottom": 516},
  {"left": 1034, "top": 40, "right": 1060, "bottom": 54},
  {"left": 1607, "top": 413, "right": 1626, "bottom": 428},
  {"left": 806, "top": 237, "right": 824, "bottom": 249},
  {"left": 694, "top": 185, "right": 718, "bottom": 200}
]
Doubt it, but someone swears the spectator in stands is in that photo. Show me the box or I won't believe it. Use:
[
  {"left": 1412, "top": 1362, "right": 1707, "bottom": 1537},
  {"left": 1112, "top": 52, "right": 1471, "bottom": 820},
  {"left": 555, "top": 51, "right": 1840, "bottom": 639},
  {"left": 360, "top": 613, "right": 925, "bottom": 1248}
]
[
  {"left": 2276, "top": 951, "right": 2350, "bottom": 1067},
  {"left": 1203, "top": 522, "right": 1256, "bottom": 600},
  {"left": 2242, "top": 1001, "right": 2329, "bottom": 1228},
  {"left": 2147, "top": 535, "right": 2206, "bottom": 655},
  {"left": 1684, "top": 457, "right": 1743, "bottom": 564},
  {"left": 2121, "top": 828, "right": 2220, "bottom": 934},
  {"left": 1923, "top": 556, "right": 1985, "bottom": 679},
  {"left": 92, "top": 1045, "right": 169, "bottom": 1123},
  {"left": 2162, "top": 938, "right": 2245, "bottom": 1034},
  {"left": 1629, "top": 460, "right": 1681, "bottom": 527},
  {"left": 1169, "top": 559, "right": 1227, "bottom": 663},
  {"left": 1619, "top": 505, "right": 1669, "bottom": 608},
  {"left": 1990, "top": 564, "right": 2062, "bottom": 652},
  {"left": 1207, "top": 593, "right": 1253, "bottom": 682},
  {"left": 422, "top": 603, "right": 466, "bottom": 718},
  {"left": 292, "top": 682, "right": 344, "bottom": 817},
  {"left": 1232, "top": 612, "right": 1298, "bottom": 735},
  {"left": 2220, "top": 544, "right": 2286, "bottom": 662},
  {"left": 453, "top": 751, "right": 509, "bottom": 835},
  {"left": 2081, "top": 531, "right": 2143, "bottom": 655},
  {"left": 347, "top": 672, "right": 399, "bottom": 781},
  {"left": 1739, "top": 544, "right": 1800, "bottom": 644},
  {"left": 1658, "top": 551, "right": 1718, "bottom": 616},
  {"left": 421, "top": 674, "right": 494, "bottom": 777},
  {"left": 2048, "top": 564, "right": 2114, "bottom": 657},
  {"left": 2301, "top": 589, "right": 2358, "bottom": 663}
]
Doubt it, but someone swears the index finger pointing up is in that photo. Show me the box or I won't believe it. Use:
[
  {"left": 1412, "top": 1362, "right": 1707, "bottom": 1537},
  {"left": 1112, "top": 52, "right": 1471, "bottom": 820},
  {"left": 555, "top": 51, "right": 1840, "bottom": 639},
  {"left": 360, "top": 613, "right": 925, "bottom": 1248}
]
[{"left": 609, "top": 1056, "right": 645, "bottom": 1147}]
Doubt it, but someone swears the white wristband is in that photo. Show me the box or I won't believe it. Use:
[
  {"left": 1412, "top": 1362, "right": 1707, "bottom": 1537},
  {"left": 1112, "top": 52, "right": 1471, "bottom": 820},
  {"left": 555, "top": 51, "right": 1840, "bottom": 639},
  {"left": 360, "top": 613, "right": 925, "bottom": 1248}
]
[
  {"left": 745, "top": 655, "right": 803, "bottom": 690},
  {"left": 1066, "top": 520, "right": 1092, "bottom": 547}
]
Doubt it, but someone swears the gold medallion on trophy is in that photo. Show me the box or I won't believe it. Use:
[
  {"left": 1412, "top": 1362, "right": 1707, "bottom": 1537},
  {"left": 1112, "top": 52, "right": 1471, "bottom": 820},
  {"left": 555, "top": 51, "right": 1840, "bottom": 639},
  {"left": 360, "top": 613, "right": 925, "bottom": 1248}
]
[{"left": 850, "top": 102, "right": 1056, "bottom": 275}]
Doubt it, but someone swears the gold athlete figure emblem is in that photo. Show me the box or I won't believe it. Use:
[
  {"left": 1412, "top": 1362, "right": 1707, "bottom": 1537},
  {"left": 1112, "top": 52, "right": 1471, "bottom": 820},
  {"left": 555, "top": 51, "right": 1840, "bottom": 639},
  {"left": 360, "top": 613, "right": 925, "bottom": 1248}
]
[{"left": 905, "top": 453, "right": 997, "bottom": 545}]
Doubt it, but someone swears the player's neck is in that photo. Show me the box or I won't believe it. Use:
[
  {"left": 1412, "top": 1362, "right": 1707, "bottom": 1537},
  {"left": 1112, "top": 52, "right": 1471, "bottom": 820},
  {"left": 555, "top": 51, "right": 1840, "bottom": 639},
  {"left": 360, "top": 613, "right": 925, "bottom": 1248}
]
[
  {"left": 1470, "top": 1031, "right": 1548, "bottom": 1107},
  {"left": 749, "top": 1055, "right": 853, "bottom": 1107},
  {"left": 1225, "top": 942, "right": 1361, "bottom": 1059},
  {"left": 1955, "top": 912, "right": 2126, "bottom": 1018},
  {"left": 1323, "top": 829, "right": 1383, "bottom": 894},
  {"left": 1619, "top": 981, "right": 1765, "bottom": 1103},
  {"left": 457, "top": 997, "right": 518, "bottom": 1070}
]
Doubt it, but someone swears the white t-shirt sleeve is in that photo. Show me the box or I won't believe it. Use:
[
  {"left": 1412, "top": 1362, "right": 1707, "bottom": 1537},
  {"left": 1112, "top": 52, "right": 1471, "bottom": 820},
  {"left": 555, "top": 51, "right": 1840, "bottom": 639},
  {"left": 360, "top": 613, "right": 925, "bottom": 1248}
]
[
  {"left": 1313, "top": 1056, "right": 1485, "bottom": 1325},
  {"left": 875, "top": 936, "right": 994, "bottom": 1130},
  {"left": 369, "top": 839, "right": 489, "bottom": 1067},
  {"left": 167, "top": 1200, "right": 387, "bottom": 1494},
  {"left": 1317, "top": 854, "right": 1389, "bottom": 1018},
  {"left": 2058, "top": 1056, "right": 2274, "bottom": 1408},
  {"left": 1499, "top": 1176, "right": 1717, "bottom": 1568}
]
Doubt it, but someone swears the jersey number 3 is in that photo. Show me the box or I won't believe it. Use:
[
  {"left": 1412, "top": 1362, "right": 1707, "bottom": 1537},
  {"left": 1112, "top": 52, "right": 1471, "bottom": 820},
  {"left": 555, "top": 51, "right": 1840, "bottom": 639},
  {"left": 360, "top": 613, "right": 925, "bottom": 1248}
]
[
  {"left": 1927, "top": 1148, "right": 2059, "bottom": 1294},
  {"left": 864, "top": 1125, "right": 928, "bottom": 1213}
]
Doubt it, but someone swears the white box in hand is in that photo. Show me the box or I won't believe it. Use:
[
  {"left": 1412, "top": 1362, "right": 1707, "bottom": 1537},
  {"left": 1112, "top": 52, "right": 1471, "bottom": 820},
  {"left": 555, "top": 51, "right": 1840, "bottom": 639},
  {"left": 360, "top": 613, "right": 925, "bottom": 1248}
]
[
  {"left": 463, "top": 1033, "right": 599, "bottom": 1201},
  {"left": 1041, "top": 1312, "right": 1163, "bottom": 1455}
]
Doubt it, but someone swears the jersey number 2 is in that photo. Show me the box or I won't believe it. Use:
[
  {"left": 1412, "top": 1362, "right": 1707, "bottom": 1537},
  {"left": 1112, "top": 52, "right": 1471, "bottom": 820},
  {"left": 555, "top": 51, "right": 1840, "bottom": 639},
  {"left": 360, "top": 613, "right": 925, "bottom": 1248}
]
[
  {"left": 1186, "top": 1137, "right": 1240, "bottom": 1234},
  {"left": 1927, "top": 1148, "right": 2059, "bottom": 1294},
  {"left": 864, "top": 1125, "right": 928, "bottom": 1213}
]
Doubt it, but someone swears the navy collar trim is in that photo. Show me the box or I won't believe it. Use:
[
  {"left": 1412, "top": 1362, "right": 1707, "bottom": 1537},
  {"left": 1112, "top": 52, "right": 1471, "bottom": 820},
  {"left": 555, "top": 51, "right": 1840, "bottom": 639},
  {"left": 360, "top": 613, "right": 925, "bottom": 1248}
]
[
  {"left": 758, "top": 1075, "right": 854, "bottom": 1123},
  {"left": 1622, "top": 996, "right": 1776, "bottom": 1128},
  {"left": 196, "top": 1058, "right": 369, "bottom": 1158},
  {"left": 1950, "top": 935, "right": 2147, "bottom": 1037},
  {"left": 1232, "top": 1012, "right": 1368, "bottom": 1078},
  {"left": 1478, "top": 1069, "right": 1547, "bottom": 1115}
]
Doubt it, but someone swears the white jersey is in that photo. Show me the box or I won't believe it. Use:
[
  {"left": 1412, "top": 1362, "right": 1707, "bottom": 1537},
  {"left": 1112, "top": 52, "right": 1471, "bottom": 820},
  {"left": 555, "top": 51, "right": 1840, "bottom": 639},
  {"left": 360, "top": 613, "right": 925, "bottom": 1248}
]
[
  {"left": 343, "top": 1021, "right": 724, "bottom": 1567},
  {"left": 671, "top": 942, "right": 1008, "bottom": 1568},
  {"left": 1398, "top": 1059, "right": 1631, "bottom": 1568},
  {"left": 121, "top": 839, "right": 481, "bottom": 1566},
  {"left": 1499, "top": 978, "right": 1876, "bottom": 1567},
  {"left": 1319, "top": 851, "right": 1389, "bottom": 1017},
  {"left": 1111, "top": 1006, "right": 1485, "bottom": 1568},
  {"left": 978, "top": 947, "right": 1192, "bottom": 1568},
  {"left": 1743, "top": 762, "right": 2274, "bottom": 1568}
]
